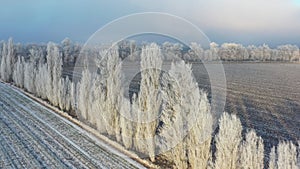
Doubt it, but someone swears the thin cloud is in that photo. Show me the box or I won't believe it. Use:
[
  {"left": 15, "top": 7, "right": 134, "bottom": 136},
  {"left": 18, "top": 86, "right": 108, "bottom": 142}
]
[{"left": 129, "top": 0, "right": 300, "bottom": 32}]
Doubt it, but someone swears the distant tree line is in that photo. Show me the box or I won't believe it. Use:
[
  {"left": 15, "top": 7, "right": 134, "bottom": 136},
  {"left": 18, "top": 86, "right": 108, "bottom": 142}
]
[
  {"left": 117, "top": 41, "right": 300, "bottom": 62},
  {"left": 0, "top": 38, "right": 299, "bottom": 169}
]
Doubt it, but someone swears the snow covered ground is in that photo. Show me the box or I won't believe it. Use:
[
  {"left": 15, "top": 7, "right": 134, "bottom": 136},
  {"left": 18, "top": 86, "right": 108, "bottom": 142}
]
[{"left": 0, "top": 82, "right": 146, "bottom": 169}]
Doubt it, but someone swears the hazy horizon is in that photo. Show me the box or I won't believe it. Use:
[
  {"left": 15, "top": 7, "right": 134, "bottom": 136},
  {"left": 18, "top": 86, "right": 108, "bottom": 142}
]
[{"left": 1, "top": 0, "right": 300, "bottom": 47}]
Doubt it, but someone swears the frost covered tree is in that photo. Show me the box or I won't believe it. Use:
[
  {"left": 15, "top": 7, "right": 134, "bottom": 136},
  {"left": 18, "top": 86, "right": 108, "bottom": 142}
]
[
  {"left": 0, "top": 38, "right": 14, "bottom": 82},
  {"left": 118, "top": 40, "right": 138, "bottom": 61},
  {"left": 5, "top": 38, "right": 14, "bottom": 82},
  {"left": 57, "top": 76, "right": 72, "bottom": 111},
  {"left": 61, "top": 38, "right": 72, "bottom": 63},
  {"left": 156, "top": 60, "right": 212, "bottom": 168},
  {"left": 23, "top": 62, "right": 36, "bottom": 93},
  {"left": 129, "top": 40, "right": 137, "bottom": 61},
  {"left": 61, "top": 38, "right": 80, "bottom": 64},
  {"left": 268, "top": 141, "right": 299, "bottom": 169},
  {"left": 209, "top": 42, "right": 219, "bottom": 61},
  {"left": 132, "top": 43, "right": 162, "bottom": 161},
  {"left": 69, "top": 81, "right": 76, "bottom": 111},
  {"left": 12, "top": 57, "right": 25, "bottom": 88},
  {"left": 45, "top": 42, "right": 63, "bottom": 106},
  {"left": 277, "top": 45, "right": 298, "bottom": 61},
  {"left": 162, "top": 42, "right": 183, "bottom": 60},
  {"left": 269, "top": 147, "right": 277, "bottom": 169},
  {"left": 259, "top": 44, "right": 272, "bottom": 61},
  {"left": 99, "top": 47, "right": 123, "bottom": 138},
  {"left": 93, "top": 46, "right": 123, "bottom": 139},
  {"left": 35, "top": 63, "right": 49, "bottom": 99},
  {"left": 277, "top": 141, "right": 298, "bottom": 169},
  {"left": 185, "top": 92, "right": 212, "bottom": 169},
  {"left": 219, "top": 43, "right": 245, "bottom": 61},
  {"left": 23, "top": 47, "right": 47, "bottom": 93},
  {"left": 188, "top": 43, "right": 205, "bottom": 61},
  {"left": 239, "top": 130, "right": 264, "bottom": 169},
  {"left": 78, "top": 69, "right": 92, "bottom": 121},
  {"left": 214, "top": 112, "right": 243, "bottom": 169},
  {"left": 64, "top": 77, "right": 73, "bottom": 111},
  {"left": 156, "top": 69, "right": 188, "bottom": 168},
  {"left": 119, "top": 97, "right": 134, "bottom": 148},
  {"left": 78, "top": 46, "right": 123, "bottom": 141}
]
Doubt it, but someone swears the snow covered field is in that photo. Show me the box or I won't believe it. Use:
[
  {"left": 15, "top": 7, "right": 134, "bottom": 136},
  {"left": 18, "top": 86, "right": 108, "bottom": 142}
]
[
  {"left": 222, "top": 63, "right": 300, "bottom": 163},
  {"left": 0, "top": 82, "right": 145, "bottom": 169},
  {"left": 193, "top": 63, "right": 300, "bottom": 159}
]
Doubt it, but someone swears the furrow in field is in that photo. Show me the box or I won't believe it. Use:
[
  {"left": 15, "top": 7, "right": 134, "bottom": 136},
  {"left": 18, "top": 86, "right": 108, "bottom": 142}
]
[{"left": 0, "top": 83, "right": 141, "bottom": 169}]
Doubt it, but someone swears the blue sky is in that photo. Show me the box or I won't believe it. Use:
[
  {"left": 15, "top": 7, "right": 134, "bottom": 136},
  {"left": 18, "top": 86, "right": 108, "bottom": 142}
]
[{"left": 1, "top": 0, "right": 300, "bottom": 47}]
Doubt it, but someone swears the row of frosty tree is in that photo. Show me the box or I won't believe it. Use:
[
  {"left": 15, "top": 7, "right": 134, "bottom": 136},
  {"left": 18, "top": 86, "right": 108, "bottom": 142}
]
[
  {"left": 0, "top": 38, "right": 299, "bottom": 168},
  {"left": 0, "top": 38, "right": 75, "bottom": 112},
  {"left": 185, "top": 42, "right": 300, "bottom": 62},
  {"left": 120, "top": 41, "right": 300, "bottom": 62}
]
